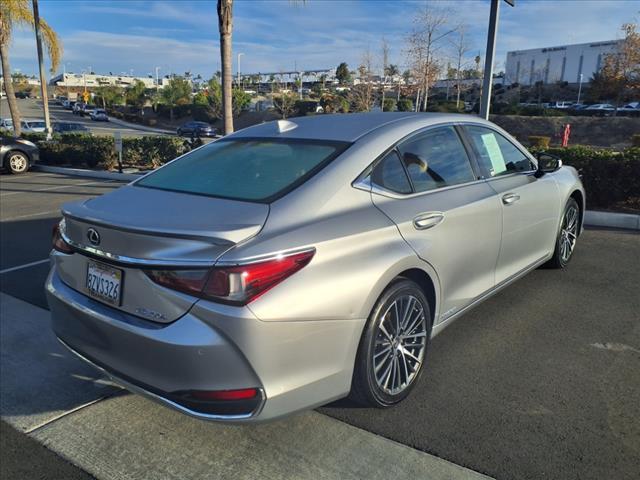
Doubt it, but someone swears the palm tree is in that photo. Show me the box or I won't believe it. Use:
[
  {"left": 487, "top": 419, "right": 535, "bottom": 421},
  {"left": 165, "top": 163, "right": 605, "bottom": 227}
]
[
  {"left": 0, "top": 0, "right": 61, "bottom": 136},
  {"left": 217, "top": 0, "right": 233, "bottom": 135}
]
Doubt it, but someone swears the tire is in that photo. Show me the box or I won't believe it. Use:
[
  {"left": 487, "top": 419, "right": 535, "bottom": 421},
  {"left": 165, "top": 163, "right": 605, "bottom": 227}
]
[
  {"left": 5, "top": 151, "right": 29, "bottom": 174},
  {"left": 545, "top": 198, "right": 580, "bottom": 269},
  {"left": 350, "top": 278, "right": 432, "bottom": 408}
]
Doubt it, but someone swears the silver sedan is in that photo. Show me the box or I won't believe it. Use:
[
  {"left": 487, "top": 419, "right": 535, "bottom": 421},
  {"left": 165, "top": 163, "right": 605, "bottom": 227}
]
[{"left": 47, "top": 113, "right": 585, "bottom": 422}]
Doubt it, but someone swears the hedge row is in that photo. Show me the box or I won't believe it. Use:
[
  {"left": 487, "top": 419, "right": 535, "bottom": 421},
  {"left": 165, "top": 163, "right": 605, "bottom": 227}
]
[
  {"left": 20, "top": 133, "right": 189, "bottom": 170},
  {"left": 533, "top": 145, "right": 640, "bottom": 211}
]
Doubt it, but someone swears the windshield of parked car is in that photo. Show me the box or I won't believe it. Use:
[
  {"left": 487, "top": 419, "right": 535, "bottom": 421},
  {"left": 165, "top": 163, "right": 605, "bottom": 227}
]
[{"left": 135, "top": 138, "right": 350, "bottom": 202}]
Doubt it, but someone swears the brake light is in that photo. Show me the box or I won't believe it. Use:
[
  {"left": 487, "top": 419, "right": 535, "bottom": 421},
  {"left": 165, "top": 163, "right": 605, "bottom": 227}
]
[
  {"left": 145, "top": 249, "right": 315, "bottom": 305},
  {"left": 189, "top": 389, "right": 258, "bottom": 401},
  {"left": 52, "top": 221, "right": 74, "bottom": 254}
]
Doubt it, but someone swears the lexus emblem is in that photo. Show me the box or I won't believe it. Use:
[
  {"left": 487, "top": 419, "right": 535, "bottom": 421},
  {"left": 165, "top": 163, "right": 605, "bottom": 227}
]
[{"left": 87, "top": 228, "right": 101, "bottom": 246}]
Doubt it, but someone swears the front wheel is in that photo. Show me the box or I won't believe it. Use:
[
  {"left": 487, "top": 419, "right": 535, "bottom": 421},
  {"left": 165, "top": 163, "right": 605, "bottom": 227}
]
[
  {"left": 546, "top": 198, "right": 580, "bottom": 269},
  {"left": 6, "top": 151, "right": 29, "bottom": 174},
  {"left": 350, "top": 279, "right": 432, "bottom": 407}
]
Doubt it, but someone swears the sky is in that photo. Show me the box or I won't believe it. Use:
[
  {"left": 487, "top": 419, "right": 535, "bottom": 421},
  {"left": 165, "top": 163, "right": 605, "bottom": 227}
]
[{"left": 7, "top": 0, "right": 639, "bottom": 80}]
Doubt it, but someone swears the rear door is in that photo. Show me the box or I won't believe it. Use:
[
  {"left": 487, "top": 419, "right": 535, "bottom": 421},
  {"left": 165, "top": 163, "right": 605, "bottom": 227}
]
[
  {"left": 461, "top": 125, "right": 561, "bottom": 284},
  {"left": 369, "top": 125, "right": 502, "bottom": 322}
]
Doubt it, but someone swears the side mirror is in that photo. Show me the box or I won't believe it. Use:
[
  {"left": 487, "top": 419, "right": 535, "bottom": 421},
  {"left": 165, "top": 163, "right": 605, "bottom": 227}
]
[{"left": 534, "top": 152, "right": 562, "bottom": 178}]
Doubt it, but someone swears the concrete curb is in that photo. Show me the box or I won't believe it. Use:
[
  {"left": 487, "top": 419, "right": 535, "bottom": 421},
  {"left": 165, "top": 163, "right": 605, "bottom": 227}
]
[
  {"left": 584, "top": 210, "right": 640, "bottom": 230},
  {"left": 31, "top": 165, "right": 142, "bottom": 181}
]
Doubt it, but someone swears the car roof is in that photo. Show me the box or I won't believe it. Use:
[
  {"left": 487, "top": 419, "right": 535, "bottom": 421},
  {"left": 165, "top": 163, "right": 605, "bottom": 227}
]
[{"left": 229, "top": 112, "right": 491, "bottom": 142}]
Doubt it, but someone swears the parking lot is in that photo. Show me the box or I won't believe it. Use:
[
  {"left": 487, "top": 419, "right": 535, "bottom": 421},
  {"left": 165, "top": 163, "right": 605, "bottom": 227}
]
[{"left": 1, "top": 171, "right": 639, "bottom": 480}]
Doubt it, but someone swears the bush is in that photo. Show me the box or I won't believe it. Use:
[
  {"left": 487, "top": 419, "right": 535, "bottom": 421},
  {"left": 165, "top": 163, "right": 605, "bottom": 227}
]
[
  {"left": 530, "top": 145, "right": 640, "bottom": 211},
  {"left": 529, "top": 136, "right": 551, "bottom": 149},
  {"left": 32, "top": 133, "right": 186, "bottom": 170},
  {"left": 397, "top": 98, "right": 414, "bottom": 112},
  {"left": 382, "top": 98, "right": 396, "bottom": 112},
  {"left": 632, "top": 134, "right": 640, "bottom": 147},
  {"left": 294, "top": 100, "right": 320, "bottom": 116}
]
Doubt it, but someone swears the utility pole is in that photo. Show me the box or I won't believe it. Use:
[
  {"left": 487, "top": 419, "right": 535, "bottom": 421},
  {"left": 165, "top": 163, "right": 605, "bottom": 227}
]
[
  {"left": 32, "top": 0, "right": 52, "bottom": 139},
  {"left": 576, "top": 73, "right": 584, "bottom": 105},
  {"left": 237, "top": 53, "right": 244, "bottom": 87},
  {"left": 479, "top": 0, "right": 515, "bottom": 119}
]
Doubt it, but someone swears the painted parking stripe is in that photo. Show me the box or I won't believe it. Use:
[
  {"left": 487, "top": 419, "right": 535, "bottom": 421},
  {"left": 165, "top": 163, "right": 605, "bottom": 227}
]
[
  {"left": 0, "top": 259, "right": 50, "bottom": 275},
  {"left": 1, "top": 209, "right": 60, "bottom": 221},
  {"left": 0, "top": 180, "right": 116, "bottom": 197}
]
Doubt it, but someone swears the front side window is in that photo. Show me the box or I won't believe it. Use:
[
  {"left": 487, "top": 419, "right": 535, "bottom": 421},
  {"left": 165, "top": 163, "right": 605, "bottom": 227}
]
[
  {"left": 464, "top": 126, "right": 534, "bottom": 177},
  {"left": 371, "top": 150, "right": 412, "bottom": 194},
  {"left": 136, "top": 138, "right": 349, "bottom": 202},
  {"left": 397, "top": 126, "right": 475, "bottom": 193}
]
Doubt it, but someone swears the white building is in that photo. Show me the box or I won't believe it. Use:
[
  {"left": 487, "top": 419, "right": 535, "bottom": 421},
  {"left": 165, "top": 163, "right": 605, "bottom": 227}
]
[
  {"left": 49, "top": 72, "right": 168, "bottom": 89},
  {"left": 504, "top": 40, "right": 622, "bottom": 86}
]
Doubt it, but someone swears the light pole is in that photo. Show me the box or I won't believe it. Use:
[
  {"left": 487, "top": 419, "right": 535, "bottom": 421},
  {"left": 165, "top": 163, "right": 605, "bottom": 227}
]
[
  {"left": 576, "top": 73, "right": 584, "bottom": 105},
  {"left": 237, "top": 53, "right": 244, "bottom": 87},
  {"left": 155, "top": 66, "right": 161, "bottom": 90},
  {"left": 479, "top": 0, "right": 515, "bottom": 120}
]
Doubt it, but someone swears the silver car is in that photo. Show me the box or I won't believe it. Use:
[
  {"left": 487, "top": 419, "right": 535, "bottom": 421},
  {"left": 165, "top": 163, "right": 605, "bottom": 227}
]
[{"left": 47, "top": 113, "right": 585, "bottom": 422}]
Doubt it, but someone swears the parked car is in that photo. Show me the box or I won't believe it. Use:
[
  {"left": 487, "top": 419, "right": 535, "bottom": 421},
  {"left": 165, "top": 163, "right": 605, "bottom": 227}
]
[
  {"left": 15, "top": 91, "right": 30, "bottom": 99},
  {"left": 56, "top": 96, "right": 68, "bottom": 105},
  {"left": 548, "top": 101, "right": 572, "bottom": 109},
  {"left": 585, "top": 103, "right": 614, "bottom": 111},
  {"left": 53, "top": 122, "right": 91, "bottom": 134},
  {"left": 48, "top": 113, "right": 585, "bottom": 423},
  {"left": 0, "top": 118, "right": 13, "bottom": 130},
  {"left": 176, "top": 121, "right": 217, "bottom": 138},
  {"left": 72, "top": 103, "right": 85, "bottom": 115},
  {"left": 90, "top": 109, "right": 109, "bottom": 122},
  {"left": 1, "top": 136, "right": 39, "bottom": 174},
  {"left": 80, "top": 105, "right": 97, "bottom": 116},
  {"left": 21, "top": 119, "right": 47, "bottom": 133}
]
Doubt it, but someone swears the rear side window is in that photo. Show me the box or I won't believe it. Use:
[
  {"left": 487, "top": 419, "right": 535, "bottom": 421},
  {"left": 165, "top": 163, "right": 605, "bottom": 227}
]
[
  {"left": 371, "top": 150, "right": 412, "bottom": 194},
  {"left": 136, "top": 138, "right": 349, "bottom": 202},
  {"left": 397, "top": 126, "right": 475, "bottom": 193},
  {"left": 464, "top": 126, "right": 534, "bottom": 177}
]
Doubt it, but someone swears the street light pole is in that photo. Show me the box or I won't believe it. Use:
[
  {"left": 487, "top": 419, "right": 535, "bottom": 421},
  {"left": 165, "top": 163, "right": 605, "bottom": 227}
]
[
  {"left": 576, "top": 73, "right": 584, "bottom": 105},
  {"left": 237, "top": 53, "right": 244, "bottom": 88},
  {"left": 155, "top": 66, "right": 161, "bottom": 90},
  {"left": 32, "top": 0, "right": 52, "bottom": 140},
  {"left": 479, "top": 0, "right": 500, "bottom": 120}
]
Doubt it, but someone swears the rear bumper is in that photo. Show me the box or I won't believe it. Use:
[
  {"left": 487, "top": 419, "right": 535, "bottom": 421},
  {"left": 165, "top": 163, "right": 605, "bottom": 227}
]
[{"left": 46, "top": 265, "right": 364, "bottom": 422}]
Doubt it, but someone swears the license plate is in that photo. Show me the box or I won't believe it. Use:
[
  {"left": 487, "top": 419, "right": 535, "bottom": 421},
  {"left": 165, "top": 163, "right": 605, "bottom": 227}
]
[{"left": 86, "top": 261, "right": 123, "bottom": 305}]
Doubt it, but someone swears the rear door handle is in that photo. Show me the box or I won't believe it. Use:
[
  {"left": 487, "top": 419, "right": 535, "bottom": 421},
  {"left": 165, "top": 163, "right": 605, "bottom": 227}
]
[
  {"left": 413, "top": 212, "right": 445, "bottom": 230},
  {"left": 502, "top": 193, "right": 521, "bottom": 205}
]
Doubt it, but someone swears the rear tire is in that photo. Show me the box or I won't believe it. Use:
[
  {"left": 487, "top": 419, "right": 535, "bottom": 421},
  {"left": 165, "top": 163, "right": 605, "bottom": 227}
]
[
  {"left": 6, "top": 151, "right": 29, "bottom": 174},
  {"left": 545, "top": 198, "right": 580, "bottom": 269},
  {"left": 350, "top": 279, "right": 432, "bottom": 408}
]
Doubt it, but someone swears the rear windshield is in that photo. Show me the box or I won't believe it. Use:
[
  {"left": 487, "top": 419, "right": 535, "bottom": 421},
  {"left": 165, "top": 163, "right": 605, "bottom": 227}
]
[{"left": 135, "top": 138, "right": 350, "bottom": 202}]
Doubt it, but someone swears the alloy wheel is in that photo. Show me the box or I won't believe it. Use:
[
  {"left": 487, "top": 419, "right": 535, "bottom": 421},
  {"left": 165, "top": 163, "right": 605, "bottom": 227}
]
[
  {"left": 8, "top": 154, "right": 27, "bottom": 173},
  {"left": 373, "top": 294, "right": 428, "bottom": 395},
  {"left": 560, "top": 204, "right": 578, "bottom": 263}
]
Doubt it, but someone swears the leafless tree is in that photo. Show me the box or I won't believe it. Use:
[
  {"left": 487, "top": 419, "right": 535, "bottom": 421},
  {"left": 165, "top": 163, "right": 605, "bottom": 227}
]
[
  {"left": 450, "top": 26, "right": 471, "bottom": 109},
  {"left": 406, "top": 5, "right": 455, "bottom": 111},
  {"left": 273, "top": 93, "right": 297, "bottom": 119},
  {"left": 349, "top": 83, "right": 374, "bottom": 112},
  {"left": 381, "top": 37, "right": 390, "bottom": 108}
]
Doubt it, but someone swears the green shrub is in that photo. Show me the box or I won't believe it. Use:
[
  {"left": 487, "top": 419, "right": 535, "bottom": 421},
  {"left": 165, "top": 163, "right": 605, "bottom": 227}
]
[
  {"left": 123, "top": 136, "right": 187, "bottom": 168},
  {"left": 529, "top": 136, "right": 551, "bottom": 149},
  {"left": 397, "top": 99, "right": 414, "bottom": 112},
  {"left": 294, "top": 100, "right": 319, "bottom": 116},
  {"left": 530, "top": 145, "right": 640, "bottom": 211},
  {"left": 382, "top": 98, "right": 396, "bottom": 112}
]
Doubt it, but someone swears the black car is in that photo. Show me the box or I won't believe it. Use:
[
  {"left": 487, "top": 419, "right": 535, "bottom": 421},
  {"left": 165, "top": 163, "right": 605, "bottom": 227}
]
[
  {"left": 176, "top": 121, "right": 217, "bottom": 138},
  {"left": 53, "top": 122, "right": 90, "bottom": 134},
  {"left": 1, "top": 136, "right": 39, "bottom": 174},
  {"left": 15, "top": 91, "right": 30, "bottom": 99}
]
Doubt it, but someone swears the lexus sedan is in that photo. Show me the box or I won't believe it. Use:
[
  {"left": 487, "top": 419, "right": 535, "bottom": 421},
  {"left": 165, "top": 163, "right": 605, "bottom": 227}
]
[
  {"left": 47, "top": 113, "right": 585, "bottom": 422},
  {"left": 1, "top": 136, "right": 39, "bottom": 174}
]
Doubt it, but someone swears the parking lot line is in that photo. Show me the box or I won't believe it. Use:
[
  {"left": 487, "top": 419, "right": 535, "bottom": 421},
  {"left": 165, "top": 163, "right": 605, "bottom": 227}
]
[
  {"left": 0, "top": 259, "right": 50, "bottom": 275},
  {"left": 0, "top": 180, "right": 116, "bottom": 198},
  {"left": 1, "top": 210, "right": 60, "bottom": 221}
]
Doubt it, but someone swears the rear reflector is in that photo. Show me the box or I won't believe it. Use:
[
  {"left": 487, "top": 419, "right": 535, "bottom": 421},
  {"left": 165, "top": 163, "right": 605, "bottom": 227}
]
[
  {"left": 145, "top": 249, "right": 314, "bottom": 305},
  {"left": 189, "top": 388, "right": 258, "bottom": 401}
]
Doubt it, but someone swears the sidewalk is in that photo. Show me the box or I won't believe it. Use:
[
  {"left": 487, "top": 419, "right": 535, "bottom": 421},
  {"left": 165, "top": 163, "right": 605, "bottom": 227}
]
[{"left": 1, "top": 292, "right": 493, "bottom": 480}]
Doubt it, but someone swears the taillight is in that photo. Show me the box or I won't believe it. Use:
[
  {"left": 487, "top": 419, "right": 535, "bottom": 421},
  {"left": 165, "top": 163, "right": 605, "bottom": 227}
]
[
  {"left": 52, "top": 220, "right": 74, "bottom": 254},
  {"left": 145, "top": 249, "right": 315, "bottom": 305}
]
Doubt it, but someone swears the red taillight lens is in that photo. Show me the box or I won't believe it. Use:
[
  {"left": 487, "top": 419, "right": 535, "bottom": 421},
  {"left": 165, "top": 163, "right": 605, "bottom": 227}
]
[
  {"left": 189, "top": 388, "right": 258, "bottom": 401},
  {"left": 52, "top": 221, "right": 74, "bottom": 254},
  {"left": 145, "top": 249, "right": 315, "bottom": 305}
]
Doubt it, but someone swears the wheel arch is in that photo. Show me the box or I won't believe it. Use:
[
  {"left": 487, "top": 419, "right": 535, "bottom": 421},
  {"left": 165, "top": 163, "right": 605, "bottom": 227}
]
[
  {"left": 396, "top": 268, "right": 437, "bottom": 325},
  {"left": 569, "top": 189, "right": 584, "bottom": 236}
]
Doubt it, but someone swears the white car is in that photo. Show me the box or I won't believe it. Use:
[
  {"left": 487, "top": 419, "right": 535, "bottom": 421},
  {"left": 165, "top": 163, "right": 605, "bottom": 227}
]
[
  {"left": 585, "top": 103, "right": 614, "bottom": 111},
  {"left": 21, "top": 119, "right": 47, "bottom": 133},
  {"left": 90, "top": 109, "right": 109, "bottom": 121}
]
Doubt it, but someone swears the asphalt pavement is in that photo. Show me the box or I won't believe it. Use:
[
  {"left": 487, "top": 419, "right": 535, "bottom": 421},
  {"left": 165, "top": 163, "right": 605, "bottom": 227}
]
[
  {"left": 0, "top": 171, "right": 639, "bottom": 480},
  {"left": 1, "top": 97, "right": 169, "bottom": 137}
]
